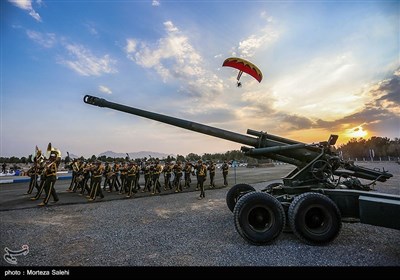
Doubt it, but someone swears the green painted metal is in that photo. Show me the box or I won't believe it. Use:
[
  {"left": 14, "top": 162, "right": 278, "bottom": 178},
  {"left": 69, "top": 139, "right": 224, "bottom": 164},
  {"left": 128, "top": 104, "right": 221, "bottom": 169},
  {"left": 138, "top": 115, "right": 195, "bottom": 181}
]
[{"left": 84, "top": 95, "right": 398, "bottom": 231}]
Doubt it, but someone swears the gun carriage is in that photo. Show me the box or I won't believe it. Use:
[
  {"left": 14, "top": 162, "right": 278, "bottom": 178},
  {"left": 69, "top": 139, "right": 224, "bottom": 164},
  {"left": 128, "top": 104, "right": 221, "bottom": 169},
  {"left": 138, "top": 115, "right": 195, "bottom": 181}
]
[{"left": 84, "top": 95, "right": 399, "bottom": 245}]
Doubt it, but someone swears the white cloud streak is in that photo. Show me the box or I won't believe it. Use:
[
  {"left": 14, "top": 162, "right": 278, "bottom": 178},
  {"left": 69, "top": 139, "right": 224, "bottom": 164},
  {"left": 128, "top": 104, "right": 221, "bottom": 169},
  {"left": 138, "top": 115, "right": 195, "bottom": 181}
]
[
  {"left": 25, "top": 28, "right": 117, "bottom": 77},
  {"left": 8, "top": 0, "right": 42, "bottom": 22},
  {"left": 85, "top": 23, "right": 98, "bottom": 36},
  {"left": 152, "top": 0, "right": 160, "bottom": 7},
  {"left": 270, "top": 52, "right": 362, "bottom": 120},
  {"left": 59, "top": 44, "right": 118, "bottom": 76},
  {"left": 235, "top": 12, "right": 279, "bottom": 58},
  {"left": 125, "top": 21, "right": 224, "bottom": 98},
  {"left": 26, "top": 30, "right": 56, "bottom": 48},
  {"left": 99, "top": 85, "right": 112, "bottom": 95}
]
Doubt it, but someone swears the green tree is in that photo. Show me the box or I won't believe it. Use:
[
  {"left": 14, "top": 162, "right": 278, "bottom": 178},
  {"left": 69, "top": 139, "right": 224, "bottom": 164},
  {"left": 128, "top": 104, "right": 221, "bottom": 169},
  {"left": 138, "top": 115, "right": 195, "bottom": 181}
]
[
  {"left": 20, "top": 157, "right": 27, "bottom": 164},
  {"left": 186, "top": 153, "right": 201, "bottom": 162},
  {"left": 176, "top": 154, "right": 185, "bottom": 162}
]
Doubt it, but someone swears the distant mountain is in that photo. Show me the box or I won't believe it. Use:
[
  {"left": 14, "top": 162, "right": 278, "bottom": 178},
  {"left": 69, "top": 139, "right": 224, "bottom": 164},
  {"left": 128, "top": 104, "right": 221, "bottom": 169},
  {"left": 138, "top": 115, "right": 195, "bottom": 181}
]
[
  {"left": 67, "top": 153, "right": 80, "bottom": 159},
  {"left": 98, "top": 151, "right": 174, "bottom": 160}
]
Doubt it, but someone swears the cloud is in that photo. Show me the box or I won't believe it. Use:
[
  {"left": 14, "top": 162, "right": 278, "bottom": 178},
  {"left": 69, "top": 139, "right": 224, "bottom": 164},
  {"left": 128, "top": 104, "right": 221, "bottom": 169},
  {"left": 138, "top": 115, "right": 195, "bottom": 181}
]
[
  {"left": 125, "top": 39, "right": 137, "bottom": 53},
  {"left": 240, "top": 90, "right": 277, "bottom": 115},
  {"left": 279, "top": 114, "right": 314, "bottom": 130},
  {"left": 8, "top": 0, "right": 42, "bottom": 22},
  {"left": 58, "top": 44, "right": 117, "bottom": 76},
  {"left": 371, "top": 73, "right": 400, "bottom": 111},
  {"left": 84, "top": 22, "right": 98, "bottom": 36},
  {"left": 181, "top": 106, "right": 236, "bottom": 125},
  {"left": 235, "top": 68, "right": 400, "bottom": 136},
  {"left": 125, "top": 21, "right": 224, "bottom": 98},
  {"left": 99, "top": 85, "right": 112, "bottom": 95},
  {"left": 270, "top": 52, "right": 362, "bottom": 120},
  {"left": 152, "top": 0, "right": 160, "bottom": 7},
  {"left": 308, "top": 68, "right": 400, "bottom": 134},
  {"left": 234, "top": 12, "right": 279, "bottom": 58},
  {"left": 26, "top": 30, "right": 56, "bottom": 48},
  {"left": 23, "top": 28, "right": 116, "bottom": 77}
]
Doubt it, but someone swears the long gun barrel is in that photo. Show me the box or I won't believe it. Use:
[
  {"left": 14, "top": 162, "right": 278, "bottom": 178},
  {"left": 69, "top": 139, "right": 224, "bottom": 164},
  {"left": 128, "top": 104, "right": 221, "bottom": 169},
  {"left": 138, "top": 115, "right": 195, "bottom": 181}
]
[
  {"left": 83, "top": 95, "right": 392, "bottom": 184},
  {"left": 83, "top": 95, "right": 321, "bottom": 166}
]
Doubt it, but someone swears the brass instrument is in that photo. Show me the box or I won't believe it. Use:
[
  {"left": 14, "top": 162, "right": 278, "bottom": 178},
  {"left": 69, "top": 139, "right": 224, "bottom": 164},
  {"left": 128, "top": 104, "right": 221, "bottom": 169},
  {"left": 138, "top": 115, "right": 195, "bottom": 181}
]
[
  {"left": 46, "top": 142, "right": 62, "bottom": 167},
  {"left": 34, "top": 145, "right": 45, "bottom": 165},
  {"left": 75, "top": 174, "right": 85, "bottom": 183},
  {"left": 106, "top": 171, "right": 115, "bottom": 179}
]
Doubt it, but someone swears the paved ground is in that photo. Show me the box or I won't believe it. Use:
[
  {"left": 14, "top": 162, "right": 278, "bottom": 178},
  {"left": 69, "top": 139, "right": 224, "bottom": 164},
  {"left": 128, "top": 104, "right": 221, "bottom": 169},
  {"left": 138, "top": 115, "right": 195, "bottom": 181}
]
[
  {"left": 0, "top": 165, "right": 293, "bottom": 211},
  {"left": 0, "top": 162, "right": 399, "bottom": 271}
]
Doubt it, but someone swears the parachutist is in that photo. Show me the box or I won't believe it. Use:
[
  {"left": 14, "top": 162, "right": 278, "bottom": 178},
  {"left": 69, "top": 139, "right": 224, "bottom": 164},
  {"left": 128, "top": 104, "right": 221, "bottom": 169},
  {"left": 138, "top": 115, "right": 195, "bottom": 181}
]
[{"left": 222, "top": 57, "right": 263, "bottom": 86}]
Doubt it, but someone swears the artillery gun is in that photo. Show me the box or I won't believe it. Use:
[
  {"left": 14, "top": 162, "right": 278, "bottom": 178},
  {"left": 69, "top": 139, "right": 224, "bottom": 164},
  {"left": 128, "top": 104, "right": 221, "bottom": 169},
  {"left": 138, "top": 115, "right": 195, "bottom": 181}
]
[{"left": 84, "top": 95, "right": 399, "bottom": 245}]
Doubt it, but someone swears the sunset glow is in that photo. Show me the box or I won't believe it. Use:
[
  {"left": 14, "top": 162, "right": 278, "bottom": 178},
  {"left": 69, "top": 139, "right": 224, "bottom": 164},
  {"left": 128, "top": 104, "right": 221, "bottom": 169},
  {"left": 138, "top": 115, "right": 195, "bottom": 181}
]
[
  {"left": 2, "top": 1, "right": 399, "bottom": 158},
  {"left": 344, "top": 126, "right": 368, "bottom": 139}
]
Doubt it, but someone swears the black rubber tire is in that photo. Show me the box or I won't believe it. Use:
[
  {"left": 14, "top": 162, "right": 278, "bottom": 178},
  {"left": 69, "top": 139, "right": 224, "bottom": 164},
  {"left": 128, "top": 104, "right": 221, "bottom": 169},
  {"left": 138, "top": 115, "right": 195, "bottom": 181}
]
[
  {"left": 233, "top": 192, "right": 286, "bottom": 245},
  {"left": 288, "top": 192, "right": 342, "bottom": 246},
  {"left": 226, "top": 184, "right": 256, "bottom": 212}
]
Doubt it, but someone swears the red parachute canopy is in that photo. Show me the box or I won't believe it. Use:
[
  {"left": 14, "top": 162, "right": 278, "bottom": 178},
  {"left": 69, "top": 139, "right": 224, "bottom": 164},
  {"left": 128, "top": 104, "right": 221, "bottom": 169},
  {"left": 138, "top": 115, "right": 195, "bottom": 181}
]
[{"left": 222, "top": 57, "right": 263, "bottom": 83}]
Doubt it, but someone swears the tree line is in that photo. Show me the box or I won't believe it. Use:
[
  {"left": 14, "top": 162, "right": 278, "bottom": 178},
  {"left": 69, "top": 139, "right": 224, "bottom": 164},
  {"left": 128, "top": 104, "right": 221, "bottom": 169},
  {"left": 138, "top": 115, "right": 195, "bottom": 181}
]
[
  {"left": 1, "top": 136, "right": 399, "bottom": 165},
  {"left": 338, "top": 137, "right": 400, "bottom": 160}
]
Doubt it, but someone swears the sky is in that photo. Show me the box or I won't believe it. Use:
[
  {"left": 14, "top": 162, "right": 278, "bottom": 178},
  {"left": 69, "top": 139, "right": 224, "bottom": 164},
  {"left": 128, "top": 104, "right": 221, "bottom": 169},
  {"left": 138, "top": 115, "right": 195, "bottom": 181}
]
[{"left": 1, "top": 0, "right": 399, "bottom": 158}]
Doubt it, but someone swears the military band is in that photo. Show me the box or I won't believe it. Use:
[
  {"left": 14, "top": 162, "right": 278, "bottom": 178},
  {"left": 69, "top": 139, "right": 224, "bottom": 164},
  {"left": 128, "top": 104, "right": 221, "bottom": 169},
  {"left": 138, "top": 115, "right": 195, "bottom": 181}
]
[{"left": 24, "top": 153, "right": 231, "bottom": 206}]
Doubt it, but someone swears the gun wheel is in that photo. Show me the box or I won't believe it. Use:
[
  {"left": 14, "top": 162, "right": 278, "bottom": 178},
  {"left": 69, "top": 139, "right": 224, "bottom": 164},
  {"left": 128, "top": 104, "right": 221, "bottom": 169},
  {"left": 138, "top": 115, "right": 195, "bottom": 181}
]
[
  {"left": 233, "top": 192, "right": 285, "bottom": 245},
  {"left": 288, "top": 192, "right": 342, "bottom": 245},
  {"left": 226, "top": 183, "right": 255, "bottom": 212},
  {"left": 311, "top": 160, "right": 333, "bottom": 182}
]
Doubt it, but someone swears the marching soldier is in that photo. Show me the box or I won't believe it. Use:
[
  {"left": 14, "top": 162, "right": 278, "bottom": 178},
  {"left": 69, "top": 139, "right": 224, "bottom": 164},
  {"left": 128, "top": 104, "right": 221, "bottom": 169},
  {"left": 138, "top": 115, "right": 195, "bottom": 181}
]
[
  {"left": 38, "top": 152, "right": 59, "bottom": 206},
  {"left": 103, "top": 162, "right": 112, "bottom": 191},
  {"left": 208, "top": 161, "right": 216, "bottom": 188},
  {"left": 79, "top": 161, "right": 91, "bottom": 195},
  {"left": 173, "top": 160, "right": 183, "bottom": 192},
  {"left": 152, "top": 159, "right": 163, "bottom": 194},
  {"left": 30, "top": 160, "right": 46, "bottom": 201},
  {"left": 135, "top": 160, "right": 141, "bottom": 191},
  {"left": 222, "top": 160, "right": 229, "bottom": 186},
  {"left": 26, "top": 148, "right": 44, "bottom": 195},
  {"left": 70, "top": 159, "right": 83, "bottom": 193},
  {"left": 119, "top": 161, "right": 128, "bottom": 194},
  {"left": 67, "top": 159, "right": 80, "bottom": 192},
  {"left": 25, "top": 163, "right": 40, "bottom": 195},
  {"left": 183, "top": 162, "right": 192, "bottom": 188},
  {"left": 88, "top": 161, "right": 104, "bottom": 201},
  {"left": 197, "top": 160, "right": 207, "bottom": 199},
  {"left": 142, "top": 161, "right": 152, "bottom": 193},
  {"left": 126, "top": 161, "right": 137, "bottom": 198},
  {"left": 194, "top": 161, "right": 201, "bottom": 190},
  {"left": 162, "top": 162, "right": 173, "bottom": 190},
  {"left": 109, "top": 161, "right": 120, "bottom": 192}
]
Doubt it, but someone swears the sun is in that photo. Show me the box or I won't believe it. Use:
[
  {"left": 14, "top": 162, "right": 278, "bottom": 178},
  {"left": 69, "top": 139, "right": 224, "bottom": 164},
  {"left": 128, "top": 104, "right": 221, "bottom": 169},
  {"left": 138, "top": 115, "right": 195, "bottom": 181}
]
[{"left": 344, "top": 126, "right": 368, "bottom": 138}]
